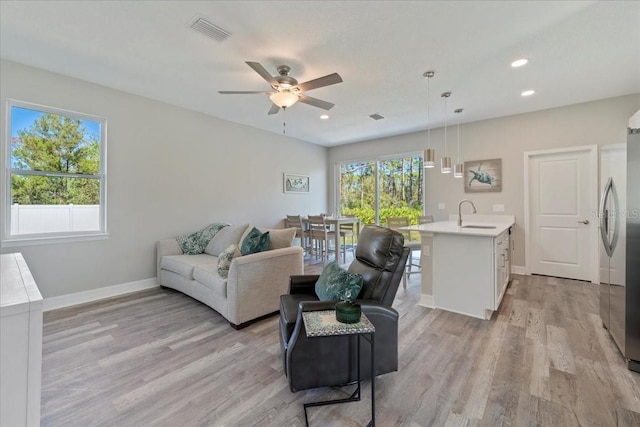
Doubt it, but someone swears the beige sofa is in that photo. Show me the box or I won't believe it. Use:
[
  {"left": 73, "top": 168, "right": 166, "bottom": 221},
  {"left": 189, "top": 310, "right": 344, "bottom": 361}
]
[{"left": 157, "top": 224, "right": 304, "bottom": 329}]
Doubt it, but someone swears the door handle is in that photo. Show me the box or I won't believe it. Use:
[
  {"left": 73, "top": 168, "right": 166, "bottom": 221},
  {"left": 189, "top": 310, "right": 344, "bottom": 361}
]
[{"left": 578, "top": 220, "right": 590, "bottom": 224}]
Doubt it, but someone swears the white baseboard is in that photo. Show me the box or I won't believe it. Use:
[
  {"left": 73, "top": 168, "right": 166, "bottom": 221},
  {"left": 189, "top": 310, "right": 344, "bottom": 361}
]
[
  {"left": 43, "top": 278, "right": 159, "bottom": 312},
  {"left": 511, "top": 265, "right": 526, "bottom": 275},
  {"left": 418, "top": 293, "right": 434, "bottom": 309}
]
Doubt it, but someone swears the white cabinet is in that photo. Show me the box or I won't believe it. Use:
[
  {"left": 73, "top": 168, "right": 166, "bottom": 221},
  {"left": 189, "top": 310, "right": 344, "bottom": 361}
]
[
  {"left": 494, "top": 229, "right": 511, "bottom": 310},
  {"left": 1, "top": 253, "right": 43, "bottom": 427},
  {"left": 432, "top": 227, "right": 512, "bottom": 320}
]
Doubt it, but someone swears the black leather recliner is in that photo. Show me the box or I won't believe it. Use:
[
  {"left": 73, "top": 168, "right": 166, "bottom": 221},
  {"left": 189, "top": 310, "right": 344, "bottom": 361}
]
[{"left": 279, "top": 225, "right": 410, "bottom": 392}]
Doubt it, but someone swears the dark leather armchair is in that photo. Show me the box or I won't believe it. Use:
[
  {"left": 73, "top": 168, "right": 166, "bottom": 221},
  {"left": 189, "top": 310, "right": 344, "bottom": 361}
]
[{"left": 279, "top": 225, "right": 410, "bottom": 392}]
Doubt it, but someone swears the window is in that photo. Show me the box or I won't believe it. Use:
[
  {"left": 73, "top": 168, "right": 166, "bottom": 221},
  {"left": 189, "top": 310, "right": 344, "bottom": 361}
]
[
  {"left": 4, "top": 101, "right": 106, "bottom": 243},
  {"left": 337, "top": 153, "right": 424, "bottom": 226}
]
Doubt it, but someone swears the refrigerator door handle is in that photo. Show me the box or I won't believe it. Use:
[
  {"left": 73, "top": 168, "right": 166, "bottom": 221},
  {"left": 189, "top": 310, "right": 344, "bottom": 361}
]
[
  {"left": 600, "top": 177, "right": 614, "bottom": 257},
  {"left": 609, "top": 179, "right": 620, "bottom": 254}
]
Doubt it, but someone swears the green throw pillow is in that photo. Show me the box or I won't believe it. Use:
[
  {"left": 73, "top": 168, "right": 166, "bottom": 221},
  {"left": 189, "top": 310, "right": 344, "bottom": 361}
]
[
  {"left": 240, "top": 227, "right": 271, "bottom": 255},
  {"left": 218, "top": 244, "right": 242, "bottom": 279},
  {"left": 176, "top": 223, "right": 229, "bottom": 255},
  {"left": 315, "top": 261, "right": 364, "bottom": 302}
]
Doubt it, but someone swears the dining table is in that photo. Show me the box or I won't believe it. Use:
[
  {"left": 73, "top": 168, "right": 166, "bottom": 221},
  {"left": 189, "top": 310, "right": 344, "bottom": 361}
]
[{"left": 299, "top": 216, "right": 361, "bottom": 260}]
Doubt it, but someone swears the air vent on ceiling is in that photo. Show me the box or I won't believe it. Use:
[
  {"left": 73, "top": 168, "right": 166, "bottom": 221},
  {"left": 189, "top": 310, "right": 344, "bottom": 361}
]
[
  {"left": 190, "top": 17, "right": 231, "bottom": 42},
  {"left": 369, "top": 113, "right": 385, "bottom": 120}
]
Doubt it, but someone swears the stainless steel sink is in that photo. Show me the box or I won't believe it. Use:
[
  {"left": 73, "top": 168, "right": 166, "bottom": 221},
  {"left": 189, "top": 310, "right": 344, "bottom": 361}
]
[{"left": 462, "top": 225, "right": 497, "bottom": 229}]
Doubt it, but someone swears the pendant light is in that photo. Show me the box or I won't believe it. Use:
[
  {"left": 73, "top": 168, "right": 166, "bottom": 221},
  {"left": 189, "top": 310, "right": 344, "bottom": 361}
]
[
  {"left": 423, "top": 71, "right": 435, "bottom": 168},
  {"left": 454, "top": 108, "right": 464, "bottom": 178},
  {"left": 441, "top": 91, "right": 452, "bottom": 173}
]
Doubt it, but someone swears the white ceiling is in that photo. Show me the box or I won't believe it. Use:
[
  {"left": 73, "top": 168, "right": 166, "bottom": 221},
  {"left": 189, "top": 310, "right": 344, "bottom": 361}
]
[{"left": 1, "top": 1, "right": 639, "bottom": 147}]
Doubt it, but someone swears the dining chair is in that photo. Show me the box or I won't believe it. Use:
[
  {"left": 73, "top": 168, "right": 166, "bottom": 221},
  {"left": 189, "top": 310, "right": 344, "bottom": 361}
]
[
  {"left": 285, "top": 214, "right": 308, "bottom": 254},
  {"left": 386, "top": 217, "right": 421, "bottom": 289},
  {"left": 307, "top": 215, "right": 335, "bottom": 264}
]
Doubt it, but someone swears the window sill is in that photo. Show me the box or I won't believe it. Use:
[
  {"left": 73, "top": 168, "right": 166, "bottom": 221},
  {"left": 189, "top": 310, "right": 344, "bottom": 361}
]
[{"left": 1, "top": 233, "right": 109, "bottom": 247}]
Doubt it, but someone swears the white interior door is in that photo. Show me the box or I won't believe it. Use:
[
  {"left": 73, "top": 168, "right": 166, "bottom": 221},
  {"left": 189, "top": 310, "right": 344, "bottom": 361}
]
[{"left": 526, "top": 146, "right": 597, "bottom": 281}]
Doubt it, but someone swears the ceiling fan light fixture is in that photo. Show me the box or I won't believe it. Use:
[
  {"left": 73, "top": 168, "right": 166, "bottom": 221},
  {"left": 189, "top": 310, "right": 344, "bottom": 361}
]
[
  {"left": 270, "top": 91, "right": 299, "bottom": 108},
  {"left": 278, "top": 81, "right": 295, "bottom": 90}
]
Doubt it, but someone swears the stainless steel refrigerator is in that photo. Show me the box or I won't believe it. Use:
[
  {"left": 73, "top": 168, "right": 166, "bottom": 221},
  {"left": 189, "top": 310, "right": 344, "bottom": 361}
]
[{"left": 600, "top": 122, "right": 640, "bottom": 372}]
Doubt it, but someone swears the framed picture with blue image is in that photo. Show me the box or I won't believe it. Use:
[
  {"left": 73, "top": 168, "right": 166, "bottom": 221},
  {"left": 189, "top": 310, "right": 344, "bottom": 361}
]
[
  {"left": 464, "top": 158, "right": 502, "bottom": 193},
  {"left": 283, "top": 173, "right": 310, "bottom": 193}
]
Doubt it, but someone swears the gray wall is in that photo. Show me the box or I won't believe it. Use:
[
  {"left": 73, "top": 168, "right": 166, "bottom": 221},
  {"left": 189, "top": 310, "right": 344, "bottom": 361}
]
[
  {"left": 328, "top": 94, "right": 640, "bottom": 267},
  {"left": 0, "top": 60, "right": 328, "bottom": 298}
]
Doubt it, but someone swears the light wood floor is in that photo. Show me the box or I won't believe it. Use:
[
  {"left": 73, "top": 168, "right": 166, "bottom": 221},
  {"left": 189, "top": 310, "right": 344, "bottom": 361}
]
[{"left": 41, "top": 255, "right": 640, "bottom": 426}]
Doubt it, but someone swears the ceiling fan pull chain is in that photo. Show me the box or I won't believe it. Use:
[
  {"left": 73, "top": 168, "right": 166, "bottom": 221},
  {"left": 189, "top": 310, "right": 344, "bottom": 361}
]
[{"left": 283, "top": 107, "right": 287, "bottom": 134}]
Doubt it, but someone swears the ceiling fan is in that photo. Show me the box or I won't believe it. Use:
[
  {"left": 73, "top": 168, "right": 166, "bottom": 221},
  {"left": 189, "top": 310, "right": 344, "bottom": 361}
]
[{"left": 219, "top": 62, "right": 343, "bottom": 115}]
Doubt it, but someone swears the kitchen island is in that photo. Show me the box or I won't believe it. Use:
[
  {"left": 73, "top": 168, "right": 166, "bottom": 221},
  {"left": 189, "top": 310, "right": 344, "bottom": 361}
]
[{"left": 403, "top": 215, "right": 515, "bottom": 320}]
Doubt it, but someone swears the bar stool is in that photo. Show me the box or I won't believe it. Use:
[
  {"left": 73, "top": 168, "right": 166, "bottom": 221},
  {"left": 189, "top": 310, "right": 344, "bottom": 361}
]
[
  {"left": 387, "top": 217, "right": 421, "bottom": 289},
  {"left": 338, "top": 215, "right": 356, "bottom": 263}
]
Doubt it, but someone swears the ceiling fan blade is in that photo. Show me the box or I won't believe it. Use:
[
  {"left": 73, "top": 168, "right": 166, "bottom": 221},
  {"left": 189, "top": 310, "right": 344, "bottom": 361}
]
[
  {"left": 267, "top": 104, "right": 281, "bottom": 115},
  {"left": 218, "top": 91, "right": 273, "bottom": 94},
  {"left": 296, "top": 73, "right": 343, "bottom": 92},
  {"left": 246, "top": 61, "right": 276, "bottom": 85},
  {"left": 298, "top": 94, "right": 335, "bottom": 110}
]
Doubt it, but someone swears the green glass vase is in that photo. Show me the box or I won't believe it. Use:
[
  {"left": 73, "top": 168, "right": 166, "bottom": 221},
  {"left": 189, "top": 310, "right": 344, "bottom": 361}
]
[{"left": 335, "top": 301, "right": 361, "bottom": 324}]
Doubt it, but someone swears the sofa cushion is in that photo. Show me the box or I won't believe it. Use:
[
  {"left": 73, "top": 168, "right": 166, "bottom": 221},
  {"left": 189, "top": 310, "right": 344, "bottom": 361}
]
[
  {"left": 205, "top": 224, "right": 249, "bottom": 256},
  {"left": 217, "top": 244, "right": 242, "bottom": 279},
  {"left": 193, "top": 263, "right": 227, "bottom": 298},
  {"left": 161, "top": 254, "right": 217, "bottom": 280},
  {"left": 315, "top": 260, "right": 364, "bottom": 302},
  {"left": 240, "top": 227, "right": 271, "bottom": 255},
  {"left": 259, "top": 227, "right": 297, "bottom": 250},
  {"left": 176, "top": 222, "right": 229, "bottom": 254}
]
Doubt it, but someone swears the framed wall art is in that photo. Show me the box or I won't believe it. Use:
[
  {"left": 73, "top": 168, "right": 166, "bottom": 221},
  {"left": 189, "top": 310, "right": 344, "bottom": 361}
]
[
  {"left": 283, "top": 173, "right": 310, "bottom": 193},
  {"left": 464, "top": 158, "right": 502, "bottom": 193}
]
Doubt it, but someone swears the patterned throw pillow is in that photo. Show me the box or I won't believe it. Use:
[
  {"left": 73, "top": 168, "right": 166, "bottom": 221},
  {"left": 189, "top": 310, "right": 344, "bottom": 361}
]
[
  {"left": 240, "top": 227, "right": 271, "bottom": 255},
  {"left": 176, "top": 223, "right": 228, "bottom": 255},
  {"left": 217, "top": 244, "right": 242, "bottom": 279},
  {"left": 260, "top": 227, "right": 297, "bottom": 250},
  {"left": 315, "top": 261, "right": 364, "bottom": 302}
]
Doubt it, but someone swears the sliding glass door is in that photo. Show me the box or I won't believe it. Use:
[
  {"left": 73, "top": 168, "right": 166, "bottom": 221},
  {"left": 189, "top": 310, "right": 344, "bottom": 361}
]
[{"left": 338, "top": 154, "right": 423, "bottom": 226}]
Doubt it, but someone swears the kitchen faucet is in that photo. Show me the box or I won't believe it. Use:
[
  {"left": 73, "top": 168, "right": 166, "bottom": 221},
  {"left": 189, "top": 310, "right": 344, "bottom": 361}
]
[{"left": 457, "top": 199, "right": 477, "bottom": 226}]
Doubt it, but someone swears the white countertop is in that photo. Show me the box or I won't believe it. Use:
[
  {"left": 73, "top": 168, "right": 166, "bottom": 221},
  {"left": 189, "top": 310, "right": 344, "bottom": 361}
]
[
  {"left": 1, "top": 253, "right": 43, "bottom": 316},
  {"left": 402, "top": 215, "right": 515, "bottom": 237}
]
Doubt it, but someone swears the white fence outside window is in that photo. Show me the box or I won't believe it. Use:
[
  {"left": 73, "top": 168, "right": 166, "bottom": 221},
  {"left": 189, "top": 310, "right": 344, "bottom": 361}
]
[{"left": 10, "top": 204, "right": 100, "bottom": 235}]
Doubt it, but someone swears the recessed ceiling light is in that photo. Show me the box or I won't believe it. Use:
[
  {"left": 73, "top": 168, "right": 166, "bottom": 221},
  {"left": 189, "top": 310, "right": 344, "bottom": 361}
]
[
  {"left": 511, "top": 58, "right": 529, "bottom": 68},
  {"left": 521, "top": 90, "right": 536, "bottom": 97},
  {"left": 320, "top": 114, "right": 329, "bottom": 120}
]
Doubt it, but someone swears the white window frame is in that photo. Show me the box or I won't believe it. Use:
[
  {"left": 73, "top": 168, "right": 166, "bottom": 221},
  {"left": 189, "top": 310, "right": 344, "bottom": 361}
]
[{"left": 2, "top": 99, "right": 108, "bottom": 246}]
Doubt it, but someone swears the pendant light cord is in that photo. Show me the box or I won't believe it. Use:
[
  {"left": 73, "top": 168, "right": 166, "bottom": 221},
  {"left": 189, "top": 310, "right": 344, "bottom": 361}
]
[
  {"left": 427, "top": 77, "right": 431, "bottom": 148},
  {"left": 443, "top": 96, "right": 448, "bottom": 157},
  {"left": 456, "top": 114, "right": 460, "bottom": 163}
]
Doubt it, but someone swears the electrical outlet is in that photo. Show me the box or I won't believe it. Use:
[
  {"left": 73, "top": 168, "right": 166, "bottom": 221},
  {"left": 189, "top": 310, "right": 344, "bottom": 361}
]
[
  {"left": 438, "top": 203, "right": 445, "bottom": 210},
  {"left": 424, "top": 245, "right": 431, "bottom": 256},
  {"left": 493, "top": 204, "right": 505, "bottom": 212}
]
